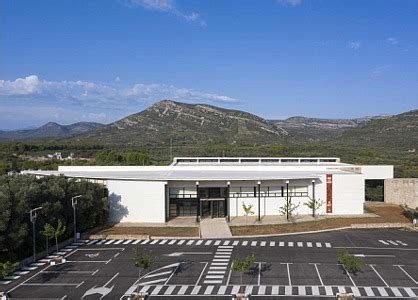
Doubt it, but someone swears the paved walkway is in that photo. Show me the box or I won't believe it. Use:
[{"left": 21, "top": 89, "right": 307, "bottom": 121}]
[{"left": 200, "top": 218, "right": 232, "bottom": 238}]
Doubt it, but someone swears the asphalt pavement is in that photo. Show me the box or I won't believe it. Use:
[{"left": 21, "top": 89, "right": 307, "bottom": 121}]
[{"left": 1, "top": 228, "right": 418, "bottom": 299}]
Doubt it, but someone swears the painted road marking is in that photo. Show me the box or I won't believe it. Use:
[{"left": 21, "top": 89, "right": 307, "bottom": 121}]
[
  {"left": 297, "top": 242, "right": 303, "bottom": 247},
  {"left": 186, "top": 240, "right": 194, "bottom": 245},
  {"left": 270, "top": 241, "right": 275, "bottom": 246},
  {"left": 288, "top": 242, "right": 294, "bottom": 247},
  {"left": 396, "top": 240, "right": 408, "bottom": 246},
  {"left": 316, "top": 242, "right": 322, "bottom": 248},
  {"left": 205, "top": 240, "right": 212, "bottom": 245},
  {"left": 379, "top": 240, "right": 390, "bottom": 245},
  {"left": 325, "top": 243, "right": 331, "bottom": 248},
  {"left": 377, "top": 286, "right": 389, "bottom": 297},
  {"left": 279, "top": 241, "right": 284, "bottom": 247},
  {"left": 132, "top": 240, "right": 141, "bottom": 245},
  {"left": 123, "top": 240, "right": 133, "bottom": 244}
]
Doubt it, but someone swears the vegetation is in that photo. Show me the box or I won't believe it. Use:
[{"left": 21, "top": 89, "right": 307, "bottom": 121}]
[
  {"left": 304, "top": 197, "right": 324, "bottom": 217},
  {"left": 134, "top": 247, "right": 154, "bottom": 293},
  {"left": 337, "top": 250, "right": 366, "bottom": 274},
  {"left": 279, "top": 197, "right": 300, "bottom": 221},
  {"left": 242, "top": 202, "right": 254, "bottom": 225},
  {"left": 0, "top": 175, "right": 108, "bottom": 263},
  {"left": 0, "top": 261, "right": 18, "bottom": 279},
  {"left": 232, "top": 254, "right": 256, "bottom": 285},
  {"left": 43, "top": 220, "right": 66, "bottom": 253}
]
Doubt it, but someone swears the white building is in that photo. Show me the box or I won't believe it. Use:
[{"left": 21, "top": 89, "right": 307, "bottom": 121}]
[{"left": 24, "top": 157, "right": 393, "bottom": 223}]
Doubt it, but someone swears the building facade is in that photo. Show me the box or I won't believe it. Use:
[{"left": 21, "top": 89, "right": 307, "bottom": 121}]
[{"left": 25, "top": 157, "right": 394, "bottom": 223}]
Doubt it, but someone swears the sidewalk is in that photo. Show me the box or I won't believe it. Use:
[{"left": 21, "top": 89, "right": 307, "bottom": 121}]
[{"left": 200, "top": 218, "right": 232, "bottom": 238}]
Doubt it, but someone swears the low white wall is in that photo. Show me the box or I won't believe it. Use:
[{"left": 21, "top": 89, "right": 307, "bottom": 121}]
[
  {"left": 361, "top": 165, "right": 394, "bottom": 180},
  {"left": 106, "top": 180, "right": 167, "bottom": 223}
]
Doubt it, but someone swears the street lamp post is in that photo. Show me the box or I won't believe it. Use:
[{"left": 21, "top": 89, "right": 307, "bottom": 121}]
[
  {"left": 286, "top": 180, "right": 290, "bottom": 221},
  {"left": 29, "top": 207, "right": 42, "bottom": 262},
  {"left": 71, "top": 195, "right": 83, "bottom": 242}
]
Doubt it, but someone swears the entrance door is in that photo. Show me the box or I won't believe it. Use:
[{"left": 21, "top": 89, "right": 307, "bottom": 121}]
[{"left": 211, "top": 200, "right": 225, "bottom": 218}]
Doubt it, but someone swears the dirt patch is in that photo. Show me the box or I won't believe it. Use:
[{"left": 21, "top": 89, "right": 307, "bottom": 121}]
[
  {"left": 230, "top": 203, "right": 411, "bottom": 236},
  {"left": 95, "top": 226, "right": 199, "bottom": 237}
]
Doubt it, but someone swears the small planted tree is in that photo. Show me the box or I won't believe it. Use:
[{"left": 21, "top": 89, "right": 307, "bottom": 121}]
[
  {"left": 44, "top": 220, "right": 66, "bottom": 253},
  {"left": 242, "top": 202, "right": 254, "bottom": 225},
  {"left": 279, "top": 197, "right": 300, "bottom": 221},
  {"left": 0, "top": 261, "right": 18, "bottom": 279},
  {"left": 40, "top": 223, "right": 55, "bottom": 255},
  {"left": 304, "top": 197, "right": 324, "bottom": 218},
  {"left": 232, "top": 254, "right": 256, "bottom": 285},
  {"left": 337, "top": 250, "right": 366, "bottom": 274},
  {"left": 134, "top": 247, "right": 154, "bottom": 294}
]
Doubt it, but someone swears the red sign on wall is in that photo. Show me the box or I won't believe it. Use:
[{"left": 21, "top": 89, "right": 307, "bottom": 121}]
[{"left": 326, "top": 174, "right": 333, "bottom": 213}]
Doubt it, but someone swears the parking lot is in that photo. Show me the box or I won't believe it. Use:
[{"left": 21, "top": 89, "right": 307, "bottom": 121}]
[{"left": 2, "top": 228, "right": 418, "bottom": 299}]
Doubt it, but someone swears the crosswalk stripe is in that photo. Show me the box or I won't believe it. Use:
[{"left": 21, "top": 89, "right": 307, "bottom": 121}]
[
  {"left": 214, "top": 240, "right": 221, "bottom": 245},
  {"left": 270, "top": 241, "right": 275, "bottom": 246},
  {"left": 251, "top": 241, "right": 257, "bottom": 246},
  {"left": 177, "top": 240, "right": 185, "bottom": 245},
  {"left": 219, "top": 245, "right": 233, "bottom": 248},
  {"left": 378, "top": 240, "right": 389, "bottom": 245},
  {"left": 206, "top": 275, "right": 224, "bottom": 279},
  {"left": 218, "top": 286, "right": 227, "bottom": 295},
  {"left": 140, "top": 286, "right": 151, "bottom": 293},
  {"left": 231, "top": 285, "right": 240, "bottom": 294},
  {"left": 387, "top": 240, "right": 398, "bottom": 246},
  {"left": 272, "top": 286, "right": 279, "bottom": 294},
  {"left": 391, "top": 287, "right": 402, "bottom": 297},
  {"left": 164, "top": 286, "right": 175, "bottom": 295},
  {"left": 404, "top": 288, "right": 416, "bottom": 297},
  {"left": 143, "top": 271, "right": 172, "bottom": 278},
  {"left": 204, "top": 285, "right": 215, "bottom": 294},
  {"left": 205, "top": 240, "right": 212, "bottom": 245},
  {"left": 105, "top": 240, "right": 115, "bottom": 245},
  {"left": 298, "top": 286, "right": 306, "bottom": 295},
  {"left": 123, "top": 239, "right": 133, "bottom": 244},
  {"left": 261, "top": 241, "right": 266, "bottom": 246},
  {"left": 364, "top": 287, "right": 374, "bottom": 296},
  {"left": 215, "top": 255, "right": 231, "bottom": 259},
  {"left": 325, "top": 243, "right": 331, "bottom": 248},
  {"left": 311, "top": 286, "right": 320, "bottom": 296},
  {"left": 159, "top": 240, "right": 168, "bottom": 245},
  {"left": 285, "top": 286, "right": 292, "bottom": 295},
  {"left": 207, "top": 270, "right": 226, "bottom": 274},
  {"left": 150, "top": 240, "right": 159, "bottom": 244},
  {"left": 338, "top": 286, "right": 345, "bottom": 294},
  {"left": 377, "top": 287, "right": 388, "bottom": 297},
  {"left": 114, "top": 240, "right": 123, "bottom": 244},
  {"left": 213, "top": 259, "right": 229, "bottom": 262},
  {"left": 351, "top": 287, "right": 361, "bottom": 297},
  {"left": 140, "top": 240, "right": 150, "bottom": 244},
  {"left": 87, "top": 240, "right": 98, "bottom": 245},
  {"left": 211, "top": 262, "right": 228, "bottom": 266},
  {"left": 279, "top": 241, "right": 284, "bottom": 247},
  {"left": 233, "top": 241, "right": 239, "bottom": 246},
  {"left": 151, "top": 285, "right": 163, "bottom": 295},
  {"left": 132, "top": 240, "right": 141, "bottom": 244},
  {"left": 186, "top": 240, "right": 194, "bottom": 245},
  {"left": 297, "top": 242, "right": 303, "bottom": 247},
  {"left": 246, "top": 285, "right": 253, "bottom": 295},
  {"left": 223, "top": 240, "right": 230, "bottom": 246},
  {"left": 316, "top": 242, "right": 322, "bottom": 248},
  {"left": 168, "top": 240, "right": 176, "bottom": 245},
  {"left": 242, "top": 241, "right": 248, "bottom": 246},
  {"left": 209, "top": 266, "right": 227, "bottom": 270},
  {"left": 288, "top": 242, "right": 294, "bottom": 247},
  {"left": 396, "top": 240, "right": 408, "bottom": 246},
  {"left": 258, "top": 286, "right": 266, "bottom": 295},
  {"left": 178, "top": 285, "right": 188, "bottom": 295},
  {"left": 196, "top": 240, "right": 203, "bottom": 245},
  {"left": 325, "top": 286, "right": 333, "bottom": 295},
  {"left": 307, "top": 242, "right": 313, "bottom": 247},
  {"left": 191, "top": 286, "right": 201, "bottom": 295},
  {"left": 96, "top": 240, "right": 106, "bottom": 245}
]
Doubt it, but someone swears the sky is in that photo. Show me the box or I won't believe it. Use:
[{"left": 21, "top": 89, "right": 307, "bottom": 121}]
[{"left": 0, "top": 0, "right": 417, "bottom": 130}]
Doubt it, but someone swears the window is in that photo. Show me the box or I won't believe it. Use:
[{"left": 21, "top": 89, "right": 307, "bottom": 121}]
[
  {"left": 220, "top": 159, "right": 239, "bottom": 163},
  {"left": 281, "top": 159, "right": 299, "bottom": 163},
  {"left": 300, "top": 159, "right": 318, "bottom": 163},
  {"left": 199, "top": 159, "right": 218, "bottom": 163},
  {"left": 241, "top": 159, "right": 259, "bottom": 163}
]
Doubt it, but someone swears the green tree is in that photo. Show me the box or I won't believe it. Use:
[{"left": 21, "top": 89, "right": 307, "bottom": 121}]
[
  {"left": 337, "top": 250, "right": 365, "bottom": 274},
  {"left": 242, "top": 202, "right": 254, "bottom": 225},
  {"left": 0, "top": 160, "right": 8, "bottom": 175},
  {"left": 43, "top": 220, "right": 66, "bottom": 253},
  {"left": 40, "top": 223, "right": 55, "bottom": 255},
  {"left": 134, "top": 247, "right": 154, "bottom": 293},
  {"left": 0, "top": 261, "right": 18, "bottom": 279},
  {"left": 232, "top": 255, "right": 256, "bottom": 285},
  {"left": 279, "top": 197, "right": 300, "bottom": 221},
  {"left": 304, "top": 197, "right": 323, "bottom": 217}
]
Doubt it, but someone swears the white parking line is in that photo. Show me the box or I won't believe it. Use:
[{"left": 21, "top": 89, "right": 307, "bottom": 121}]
[
  {"left": 369, "top": 264, "right": 389, "bottom": 287},
  {"left": 151, "top": 286, "right": 163, "bottom": 295},
  {"left": 178, "top": 285, "right": 188, "bottom": 295},
  {"left": 340, "top": 264, "right": 356, "bottom": 286},
  {"left": 204, "top": 285, "right": 216, "bottom": 293},
  {"left": 311, "top": 263, "right": 324, "bottom": 286},
  {"left": 395, "top": 265, "right": 418, "bottom": 284}
]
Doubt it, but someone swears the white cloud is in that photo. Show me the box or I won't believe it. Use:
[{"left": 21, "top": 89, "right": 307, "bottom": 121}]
[
  {"left": 371, "top": 65, "right": 390, "bottom": 77},
  {"left": 0, "top": 75, "right": 239, "bottom": 108},
  {"left": 386, "top": 37, "right": 398, "bottom": 45},
  {"left": 348, "top": 41, "right": 361, "bottom": 50},
  {"left": 277, "top": 0, "right": 301, "bottom": 7},
  {"left": 123, "top": 0, "right": 206, "bottom": 26}
]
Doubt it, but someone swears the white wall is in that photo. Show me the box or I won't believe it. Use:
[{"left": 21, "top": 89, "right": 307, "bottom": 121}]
[
  {"left": 361, "top": 165, "right": 394, "bottom": 180},
  {"left": 106, "top": 180, "right": 167, "bottom": 223},
  {"left": 332, "top": 174, "right": 364, "bottom": 215}
]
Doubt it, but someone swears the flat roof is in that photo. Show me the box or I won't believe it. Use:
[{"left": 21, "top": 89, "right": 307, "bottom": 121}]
[{"left": 23, "top": 169, "right": 354, "bottom": 181}]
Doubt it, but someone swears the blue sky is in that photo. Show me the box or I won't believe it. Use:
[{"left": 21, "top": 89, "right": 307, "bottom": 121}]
[{"left": 0, "top": 0, "right": 417, "bottom": 129}]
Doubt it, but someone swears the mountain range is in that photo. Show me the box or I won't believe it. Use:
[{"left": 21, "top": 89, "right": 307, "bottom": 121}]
[{"left": 0, "top": 100, "right": 416, "bottom": 149}]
